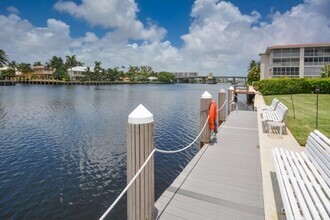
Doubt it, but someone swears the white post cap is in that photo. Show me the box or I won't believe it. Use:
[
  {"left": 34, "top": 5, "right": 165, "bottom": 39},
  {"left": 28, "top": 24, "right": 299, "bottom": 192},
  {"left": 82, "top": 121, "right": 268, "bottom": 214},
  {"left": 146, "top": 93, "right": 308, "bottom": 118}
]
[
  {"left": 201, "top": 91, "right": 212, "bottom": 99},
  {"left": 128, "top": 104, "right": 154, "bottom": 124},
  {"left": 220, "top": 89, "right": 225, "bottom": 93},
  {"left": 228, "top": 86, "right": 234, "bottom": 90}
]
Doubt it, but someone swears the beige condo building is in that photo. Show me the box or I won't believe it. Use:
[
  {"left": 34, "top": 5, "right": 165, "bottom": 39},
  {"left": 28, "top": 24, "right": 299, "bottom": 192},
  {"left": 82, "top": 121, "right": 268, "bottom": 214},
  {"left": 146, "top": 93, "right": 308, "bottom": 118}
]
[{"left": 260, "top": 43, "right": 330, "bottom": 79}]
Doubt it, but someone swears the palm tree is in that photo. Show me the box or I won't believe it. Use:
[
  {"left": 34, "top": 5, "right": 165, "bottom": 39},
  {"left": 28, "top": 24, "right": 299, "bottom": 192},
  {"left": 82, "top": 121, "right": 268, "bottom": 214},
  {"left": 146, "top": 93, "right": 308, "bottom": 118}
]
[
  {"left": 321, "top": 64, "right": 330, "bottom": 78},
  {"left": 247, "top": 60, "right": 260, "bottom": 84},
  {"left": 65, "top": 55, "right": 78, "bottom": 78},
  {"left": 0, "top": 49, "right": 9, "bottom": 67},
  {"left": 33, "top": 61, "right": 42, "bottom": 66},
  {"left": 44, "top": 61, "right": 51, "bottom": 70},
  {"left": 49, "top": 56, "right": 64, "bottom": 70},
  {"left": 65, "top": 55, "right": 77, "bottom": 68},
  {"left": 127, "top": 65, "right": 140, "bottom": 81},
  {"left": 8, "top": 60, "right": 17, "bottom": 70},
  {"left": 76, "top": 61, "right": 84, "bottom": 66},
  {"left": 248, "top": 60, "right": 257, "bottom": 71},
  {"left": 93, "top": 61, "right": 103, "bottom": 81},
  {"left": 85, "top": 67, "right": 92, "bottom": 81},
  {"left": 94, "top": 61, "right": 102, "bottom": 72},
  {"left": 17, "top": 63, "right": 33, "bottom": 75}
]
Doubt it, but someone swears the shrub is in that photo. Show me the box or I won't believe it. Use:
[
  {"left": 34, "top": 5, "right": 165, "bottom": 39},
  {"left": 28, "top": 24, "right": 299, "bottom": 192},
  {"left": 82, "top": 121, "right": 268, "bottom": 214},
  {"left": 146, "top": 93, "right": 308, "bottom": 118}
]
[
  {"left": 259, "top": 78, "right": 330, "bottom": 95},
  {"left": 308, "top": 78, "right": 330, "bottom": 94},
  {"left": 157, "top": 71, "right": 175, "bottom": 83},
  {"left": 252, "top": 81, "right": 260, "bottom": 91},
  {"left": 0, "top": 69, "right": 15, "bottom": 79}
]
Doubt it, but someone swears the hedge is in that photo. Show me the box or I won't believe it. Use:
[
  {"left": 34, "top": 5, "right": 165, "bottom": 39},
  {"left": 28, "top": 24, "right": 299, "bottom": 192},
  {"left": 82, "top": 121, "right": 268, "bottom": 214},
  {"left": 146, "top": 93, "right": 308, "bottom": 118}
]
[{"left": 259, "top": 78, "right": 330, "bottom": 95}]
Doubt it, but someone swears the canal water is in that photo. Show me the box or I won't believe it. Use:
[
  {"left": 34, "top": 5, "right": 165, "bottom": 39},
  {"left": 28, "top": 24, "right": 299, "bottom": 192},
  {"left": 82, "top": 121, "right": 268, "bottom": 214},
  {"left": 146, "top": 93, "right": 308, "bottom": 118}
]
[{"left": 0, "top": 84, "right": 251, "bottom": 219}]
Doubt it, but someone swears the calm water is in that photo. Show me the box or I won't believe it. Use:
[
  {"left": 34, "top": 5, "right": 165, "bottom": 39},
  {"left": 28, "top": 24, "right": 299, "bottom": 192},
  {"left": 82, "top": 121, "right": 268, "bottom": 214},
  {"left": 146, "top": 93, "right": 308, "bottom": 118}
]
[{"left": 0, "top": 84, "right": 250, "bottom": 219}]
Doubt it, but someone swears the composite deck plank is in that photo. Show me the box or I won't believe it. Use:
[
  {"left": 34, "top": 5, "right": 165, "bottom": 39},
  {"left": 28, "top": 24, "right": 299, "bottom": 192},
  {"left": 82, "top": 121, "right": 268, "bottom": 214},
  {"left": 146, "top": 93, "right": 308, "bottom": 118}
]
[{"left": 155, "top": 111, "right": 264, "bottom": 219}]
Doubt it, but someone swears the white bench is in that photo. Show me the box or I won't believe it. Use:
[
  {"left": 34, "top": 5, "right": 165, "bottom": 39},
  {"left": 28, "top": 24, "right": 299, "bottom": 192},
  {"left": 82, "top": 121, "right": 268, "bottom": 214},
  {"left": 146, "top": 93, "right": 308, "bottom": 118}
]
[
  {"left": 272, "top": 130, "right": 330, "bottom": 220},
  {"left": 261, "top": 98, "right": 280, "bottom": 111},
  {"left": 262, "top": 102, "right": 288, "bottom": 123}
]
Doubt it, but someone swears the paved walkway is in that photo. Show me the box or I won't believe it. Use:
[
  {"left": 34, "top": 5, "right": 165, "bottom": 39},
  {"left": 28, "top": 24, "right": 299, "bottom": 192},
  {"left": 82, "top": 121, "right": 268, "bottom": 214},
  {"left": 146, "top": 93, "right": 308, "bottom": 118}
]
[
  {"left": 254, "top": 93, "right": 303, "bottom": 220},
  {"left": 155, "top": 111, "right": 264, "bottom": 219}
]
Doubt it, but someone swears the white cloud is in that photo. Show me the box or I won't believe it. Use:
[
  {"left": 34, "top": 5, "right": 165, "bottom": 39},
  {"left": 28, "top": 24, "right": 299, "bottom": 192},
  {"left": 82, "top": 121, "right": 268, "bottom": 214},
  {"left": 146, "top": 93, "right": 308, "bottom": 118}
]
[
  {"left": 0, "top": 14, "right": 72, "bottom": 62},
  {"left": 179, "top": 0, "right": 330, "bottom": 75},
  {"left": 304, "top": 0, "right": 330, "bottom": 18},
  {"left": 1, "top": 0, "right": 330, "bottom": 76},
  {"left": 0, "top": 13, "right": 179, "bottom": 71},
  {"left": 6, "top": 6, "right": 20, "bottom": 14},
  {"left": 54, "top": 0, "right": 166, "bottom": 42}
]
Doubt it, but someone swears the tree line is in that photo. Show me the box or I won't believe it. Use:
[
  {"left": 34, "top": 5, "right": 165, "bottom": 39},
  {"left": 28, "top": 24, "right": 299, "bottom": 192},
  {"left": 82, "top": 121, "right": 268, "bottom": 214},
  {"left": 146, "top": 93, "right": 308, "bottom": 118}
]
[{"left": 0, "top": 49, "right": 175, "bottom": 83}]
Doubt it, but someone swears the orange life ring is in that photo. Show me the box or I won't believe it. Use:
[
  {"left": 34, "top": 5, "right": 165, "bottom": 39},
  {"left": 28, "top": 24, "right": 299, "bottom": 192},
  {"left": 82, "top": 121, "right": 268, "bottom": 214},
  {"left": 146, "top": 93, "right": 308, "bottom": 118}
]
[{"left": 209, "top": 100, "right": 217, "bottom": 131}]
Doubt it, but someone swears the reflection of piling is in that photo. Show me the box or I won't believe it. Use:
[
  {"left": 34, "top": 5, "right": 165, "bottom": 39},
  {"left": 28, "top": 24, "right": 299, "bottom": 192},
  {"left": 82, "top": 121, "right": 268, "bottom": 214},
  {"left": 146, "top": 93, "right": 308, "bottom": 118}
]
[
  {"left": 228, "top": 86, "right": 234, "bottom": 114},
  {"left": 218, "top": 89, "right": 226, "bottom": 125},
  {"left": 127, "top": 105, "right": 154, "bottom": 220},
  {"left": 199, "top": 91, "right": 212, "bottom": 148}
]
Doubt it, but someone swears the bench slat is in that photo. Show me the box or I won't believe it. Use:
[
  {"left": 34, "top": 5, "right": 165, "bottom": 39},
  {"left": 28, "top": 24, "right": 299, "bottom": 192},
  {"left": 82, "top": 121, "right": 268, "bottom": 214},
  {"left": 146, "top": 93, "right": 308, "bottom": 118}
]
[
  {"left": 306, "top": 149, "right": 330, "bottom": 188},
  {"left": 289, "top": 151, "right": 324, "bottom": 219},
  {"left": 262, "top": 98, "right": 279, "bottom": 111},
  {"left": 301, "top": 152, "right": 330, "bottom": 199},
  {"left": 295, "top": 153, "right": 330, "bottom": 218},
  {"left": 273, "top": 130, "right": 330, "bottom": 220},
  {"left": 280, "top": 148, "right": 312, "bottom": 219},
  {"left": 309, "top": 133, "right": 330, "bottom": 166},
  {"left": 314, "top": 130, "right": 330, "bottom": 153},
  {"left": 273, "top": 148, "right": 296, "bottom": 220},
  {"left": 309, "top": 133, "right": 330, "bottom": 182}
]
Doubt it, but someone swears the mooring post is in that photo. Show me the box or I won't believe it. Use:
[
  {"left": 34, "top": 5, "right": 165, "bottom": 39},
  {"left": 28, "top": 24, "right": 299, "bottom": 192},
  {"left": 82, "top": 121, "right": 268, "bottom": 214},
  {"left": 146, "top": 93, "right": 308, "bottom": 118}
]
[
  {"left": 228, "top": 86, "right": 234, "bottom": 114},
  {"left": 218, "top": 89, "right": 226, "bottom": 125},
  {"left": 127, "top": 104, "right": 154, "bottom": 220},
  {"left": 200, "top": 91, "right": 212, "bottom": 148}
]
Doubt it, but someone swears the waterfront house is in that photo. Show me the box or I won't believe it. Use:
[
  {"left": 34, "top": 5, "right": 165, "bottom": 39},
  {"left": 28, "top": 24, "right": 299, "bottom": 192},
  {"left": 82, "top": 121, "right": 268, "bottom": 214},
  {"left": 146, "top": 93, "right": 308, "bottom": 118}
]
[
  {"left": 260, "top": 43, "right": 330, "bottom": 79},
  {"left": 120, "top": 76, "right": 131, "bottom": 82},
  {"left": 67, "top": 66, "right": 94, "bottom": 80},
  {"left": 32, "top": 65, "right": 54, "bottom": 79}
]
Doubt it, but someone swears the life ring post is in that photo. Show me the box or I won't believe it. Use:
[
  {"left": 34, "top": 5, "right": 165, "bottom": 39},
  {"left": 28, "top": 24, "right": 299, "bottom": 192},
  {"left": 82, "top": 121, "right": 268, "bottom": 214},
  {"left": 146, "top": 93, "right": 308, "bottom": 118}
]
[{"left": 200, "top": 91, "right": 212, "bottom": 148}]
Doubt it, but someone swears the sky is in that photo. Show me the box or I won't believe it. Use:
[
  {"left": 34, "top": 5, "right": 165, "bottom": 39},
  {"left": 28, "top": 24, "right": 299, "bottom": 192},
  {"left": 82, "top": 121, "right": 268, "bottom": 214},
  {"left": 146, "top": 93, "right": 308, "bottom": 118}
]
[{"left": 0, "top": 0, "right": 330, "bottom": 76}]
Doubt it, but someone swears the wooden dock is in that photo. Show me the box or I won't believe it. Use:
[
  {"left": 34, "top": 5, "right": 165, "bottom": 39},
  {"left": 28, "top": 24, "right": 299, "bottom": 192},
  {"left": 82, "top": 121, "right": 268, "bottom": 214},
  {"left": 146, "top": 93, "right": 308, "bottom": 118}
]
[
  {"left": 155, "top": 111, "right": 264, "bottom": 219},
  {"left": 234, "top": 85, "right": 256, "bottom": 94}
]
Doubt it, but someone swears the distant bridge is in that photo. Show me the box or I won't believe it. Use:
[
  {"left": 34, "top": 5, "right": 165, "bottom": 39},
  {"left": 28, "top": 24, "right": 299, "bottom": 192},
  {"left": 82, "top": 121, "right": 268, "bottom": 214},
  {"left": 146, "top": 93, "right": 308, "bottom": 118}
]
[{"left": 175, "top": 76, "right": 248, "bottom": 84}]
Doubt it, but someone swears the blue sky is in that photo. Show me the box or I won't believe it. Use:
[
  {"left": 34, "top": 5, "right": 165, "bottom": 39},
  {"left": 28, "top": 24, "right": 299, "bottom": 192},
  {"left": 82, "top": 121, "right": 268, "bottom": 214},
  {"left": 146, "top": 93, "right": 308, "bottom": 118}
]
[{"left": 0, "top": 0, "right": 329, "bottom": 75}]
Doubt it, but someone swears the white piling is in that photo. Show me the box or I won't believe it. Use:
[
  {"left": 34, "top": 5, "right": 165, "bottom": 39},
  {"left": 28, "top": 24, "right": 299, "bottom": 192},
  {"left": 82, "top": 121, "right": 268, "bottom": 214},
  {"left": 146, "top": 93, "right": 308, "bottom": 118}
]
[
  {"left": 200, "top": 91, "right": 212, "bottom": 148},
  {"left": 228, "top": 86, "right": 234, "bottom": 114},
  {"left": 218, "top": 89, "right": 226, "bottom": 124},
  {"left": 127, "top": 104, "right": 154, "bottom": 220}
]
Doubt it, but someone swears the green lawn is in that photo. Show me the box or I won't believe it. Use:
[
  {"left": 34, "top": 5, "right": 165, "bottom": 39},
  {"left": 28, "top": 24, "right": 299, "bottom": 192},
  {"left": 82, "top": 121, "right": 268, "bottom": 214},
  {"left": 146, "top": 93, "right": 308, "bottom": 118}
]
[{"left": 264, "top": 94, "right": 330, "bottom": 146}]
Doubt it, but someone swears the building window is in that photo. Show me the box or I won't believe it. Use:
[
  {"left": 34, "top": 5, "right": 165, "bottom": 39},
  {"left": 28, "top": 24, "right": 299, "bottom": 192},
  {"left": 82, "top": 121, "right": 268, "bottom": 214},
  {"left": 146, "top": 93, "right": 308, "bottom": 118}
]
[
  {"left": 304, "top": 67, "right": 322, "bottom": 77},
  {"left": 273, "top": 49, "right": 282, "bottom": 58},
  {"left": 272, "top": 58, "right": 299, "bottom": 67},
  {"left": 325, "top": 48, "right": 330, "bottom": 56},
  {"left": 272, "top": 48, "right": 300, "bottom": 58},
  {"left": 305, "top": 48, "right": 313, "bottom": 56},
  {"left": 324, "top": 57, "right": 330, "bottom": 64},
  {"left": 273, "top": 67, "right": 299, "bottom": 77}
]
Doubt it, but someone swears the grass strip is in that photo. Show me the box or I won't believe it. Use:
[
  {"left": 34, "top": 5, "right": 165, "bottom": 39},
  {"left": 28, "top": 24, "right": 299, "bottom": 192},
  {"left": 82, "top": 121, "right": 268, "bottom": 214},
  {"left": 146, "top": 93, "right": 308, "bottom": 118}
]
[{"left": 264, "top": 94, "right": 330, "bottom": 146}]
